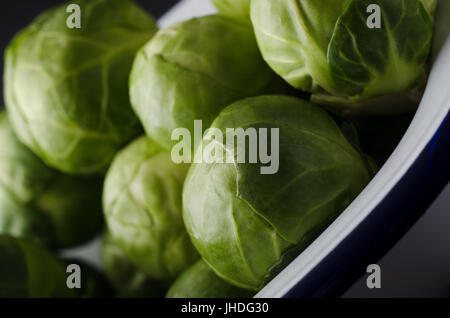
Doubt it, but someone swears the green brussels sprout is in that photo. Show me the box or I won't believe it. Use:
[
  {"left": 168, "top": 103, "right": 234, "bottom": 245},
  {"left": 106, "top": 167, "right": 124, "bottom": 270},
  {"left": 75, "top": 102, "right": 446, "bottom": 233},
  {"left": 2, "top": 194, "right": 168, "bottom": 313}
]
[
  {"left": 4, "top": 0, "right": 157, "bottom": 174},
  {"left": 0, "top": 110, "right": 103, "bottom": 249},
  {"left": 251, "top": 0, "right": 436, "bottom": 114},
  {"left": 183, "top": 95, "right": 372, "bottom": 290},
  {"left": 212, "top": 0, "right": 251, "bottom": 19},
  {"left": 0, "top": 235, "right": 76, "bottom": 298},
  {"left": 166, "top": 259, "right": 254, "bottom": 298},
  {"left": 103, "top": 136, "right": 199, "bottom": 286},
  {"left": 130, "top": 15, "right": 288, "bottom": 151},
  {"left": 102, "top": 231, "right": 167, "bottom": 298}
]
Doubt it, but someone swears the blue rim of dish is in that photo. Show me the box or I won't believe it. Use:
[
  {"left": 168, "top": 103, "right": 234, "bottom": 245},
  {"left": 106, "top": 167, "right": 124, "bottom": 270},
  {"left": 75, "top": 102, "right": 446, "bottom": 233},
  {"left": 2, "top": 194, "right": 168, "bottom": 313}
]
[{"left": 284, "top": 111, "right": 450, "bottom": 297}]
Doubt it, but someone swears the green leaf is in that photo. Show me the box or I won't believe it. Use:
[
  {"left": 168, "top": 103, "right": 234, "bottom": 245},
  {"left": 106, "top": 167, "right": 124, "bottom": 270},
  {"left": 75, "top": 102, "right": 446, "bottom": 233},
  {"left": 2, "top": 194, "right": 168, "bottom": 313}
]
[
  {"left": 212, "top": 0, "right": 251, "bottom": 20},
  {"left": 4, "top": 0, "right": 157, "bottom": 173},
  {"left": 251, "top": 0, "right": 436, "bottom": 113},
  {"left": 183, "top": 96, "right": 371, "bottom": 290},
  {"left": 103, "top": 136, "right": 198, "bottom": 283},
  {"left": 0, "top": 110, "right": 103, "bottom": 249},
  {"left": 102, "top": 232, "right": 166, "bottom": 298},
  {"left": 328, "top": 0, "right": 433, "bottom": 99},
  {"left": 166, "top": 259, "right": 254, "bottom": 298},
  {"left": 251, "top": 0, "right": 352, "bottom": 91},
  {"left": 130, "top": 15, "right": 288, "bottom": 151}
]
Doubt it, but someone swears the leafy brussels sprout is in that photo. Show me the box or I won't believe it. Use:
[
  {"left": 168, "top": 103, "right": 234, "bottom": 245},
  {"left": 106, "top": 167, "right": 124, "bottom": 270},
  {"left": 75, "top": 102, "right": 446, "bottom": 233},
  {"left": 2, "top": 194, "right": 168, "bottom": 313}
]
[
  {"left": 102, "top": 231, "right": 167, "bottom": 298},
  {"left": 4, "top": 0, "right": 157, "bottom": 174},
  {"left": 251, "top": 0, "right": 436, "bottom": 114},
  {"left": 0, "top": 110, "right": 103, "bottom": 249},
  {"left": 103, "top": 136, "right": 199, "bottom": 286},
  {"left": 0, "top": 235, "right": 76, "bottom": 298},
  {"left": 130, "top": 15, "right": 288, "bottom": 151},
  {"left": 183, "top": 95, "right": 372, "bottom": 290},
  {"left": 166, "top": 259, "right": 254, "bottom": 298},
  {"left": 212, "top": 0, "right": 251, "bottom": 19}
]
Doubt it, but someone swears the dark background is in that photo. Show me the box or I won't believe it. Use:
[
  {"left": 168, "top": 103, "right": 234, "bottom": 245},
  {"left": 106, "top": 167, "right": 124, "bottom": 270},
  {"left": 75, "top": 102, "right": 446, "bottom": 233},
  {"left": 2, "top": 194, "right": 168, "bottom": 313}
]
[{"left": 0, "top": 0, "right": 180, "bottom": 105}]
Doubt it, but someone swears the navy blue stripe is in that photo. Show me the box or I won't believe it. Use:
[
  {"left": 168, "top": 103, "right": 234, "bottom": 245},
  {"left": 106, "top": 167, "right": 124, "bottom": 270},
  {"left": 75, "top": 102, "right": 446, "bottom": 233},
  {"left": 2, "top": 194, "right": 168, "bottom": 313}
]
[{"left": 285, "top": 111, "right": 450, "bottom": 297}]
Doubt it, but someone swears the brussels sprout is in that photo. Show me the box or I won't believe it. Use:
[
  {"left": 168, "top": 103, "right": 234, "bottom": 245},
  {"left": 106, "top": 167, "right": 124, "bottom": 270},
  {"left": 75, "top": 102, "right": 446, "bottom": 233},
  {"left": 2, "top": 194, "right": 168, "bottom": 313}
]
[
  {"left": 251, "top": 0, "right": 436, "bottom": 114},
  {"left": 102, "top": 231, "right": 167, "bottom": 298},
  {"left": 130, "top": 15, "right": 288, "bottom": 151},
  {"left": 183, "top": 95, "right": 372, "bottom": 290},
  {"left": 0, "top": 110, "right": 103, "bottom": 249},
  {"left": 212, "top": 0, "right": 251, "bottom": 19},
  {"left": 4, "top": 0, "right": 157, "bottom": 174},
  {"left": 103, "top": 136, "right": 199, "bottom": 286},
  {"left": 0, "top": 235, "right": 76, "bottom": 298},
  {"left": 166, "top": 259, "right": 254, "bottom": 298}
]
